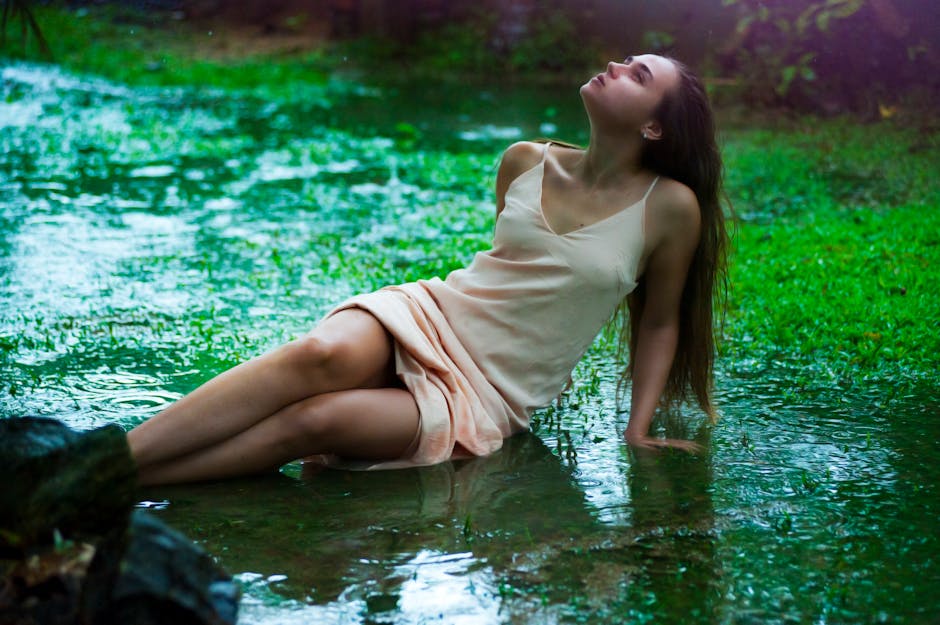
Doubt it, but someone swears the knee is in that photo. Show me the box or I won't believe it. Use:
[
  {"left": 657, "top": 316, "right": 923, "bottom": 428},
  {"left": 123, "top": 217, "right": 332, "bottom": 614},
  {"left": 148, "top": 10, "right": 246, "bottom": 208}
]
[
  {"left": 276, "top": 396, "right": 339, "bottom": 450},
  {"left": 282, "top": 334, "right": 349, "bottom": 375}
]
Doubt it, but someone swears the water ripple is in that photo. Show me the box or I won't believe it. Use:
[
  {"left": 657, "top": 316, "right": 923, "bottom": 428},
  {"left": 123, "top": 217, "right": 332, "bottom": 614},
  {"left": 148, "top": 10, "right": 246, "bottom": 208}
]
[{"left": 67, "top": 371, "right": 180, "bottom": 423}]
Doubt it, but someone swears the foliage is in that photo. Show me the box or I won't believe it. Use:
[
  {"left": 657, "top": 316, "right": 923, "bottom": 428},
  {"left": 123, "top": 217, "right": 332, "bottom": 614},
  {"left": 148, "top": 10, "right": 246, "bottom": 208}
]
[
  {"left": 719, "top": 0, "right": 938, "bottom": 112},
  {"left": 1, "top": 0, "right": 51, "bottom": 58},
  {"left": 357, "top": 0, "right": 598, "bottom": 77},
  {"left": 6, "top": 1, "right": 937, "bottom": 111},
  {"left": 503, "top": 5, "right": 597, "bottom": 73},
  {"left": 720, "top": 0, "right": 862, "bottom": 104}
]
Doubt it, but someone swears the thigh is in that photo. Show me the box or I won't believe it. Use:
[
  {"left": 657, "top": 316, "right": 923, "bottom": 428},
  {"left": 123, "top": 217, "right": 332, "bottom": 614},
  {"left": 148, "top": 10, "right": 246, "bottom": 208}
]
[{"left": 294, "top": 387, "right": 421, "bottom": 461}]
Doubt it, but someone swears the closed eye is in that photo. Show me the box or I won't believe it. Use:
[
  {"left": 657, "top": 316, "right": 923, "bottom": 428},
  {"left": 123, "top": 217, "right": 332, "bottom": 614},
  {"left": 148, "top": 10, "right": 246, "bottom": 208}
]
[{"left": 623, "top": 56, "right": 652, "bottom": 84}]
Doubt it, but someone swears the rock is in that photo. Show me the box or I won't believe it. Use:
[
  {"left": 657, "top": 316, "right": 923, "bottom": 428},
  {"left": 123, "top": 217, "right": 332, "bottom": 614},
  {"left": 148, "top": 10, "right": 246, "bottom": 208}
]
[
  {"left": 0, "top": 417, "right": 137, "bottom": 553},
  {"left": 81, "top": 511, "right": 239, "bottom": 625},
  {"left": 0, "top": 418, "right": 239, "bottom": 625}
]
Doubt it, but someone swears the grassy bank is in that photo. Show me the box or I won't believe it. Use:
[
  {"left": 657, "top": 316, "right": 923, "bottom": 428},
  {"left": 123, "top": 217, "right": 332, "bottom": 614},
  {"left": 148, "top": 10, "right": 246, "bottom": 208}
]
[
  {"left": 1, "top": 4, "right": 336, "bottom": 99},
  {"left": 4, "top": 4, "right": 938, "bottom": 396},
  {"left": 722, "top": 122, "right": 939, "bottom": 392}
]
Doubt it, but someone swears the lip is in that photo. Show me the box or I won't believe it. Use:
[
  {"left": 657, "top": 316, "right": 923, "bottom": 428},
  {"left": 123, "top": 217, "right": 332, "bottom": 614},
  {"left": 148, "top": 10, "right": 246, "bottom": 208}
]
[{"left": 592, "top": 74, "right": 606, "bottom": 86}]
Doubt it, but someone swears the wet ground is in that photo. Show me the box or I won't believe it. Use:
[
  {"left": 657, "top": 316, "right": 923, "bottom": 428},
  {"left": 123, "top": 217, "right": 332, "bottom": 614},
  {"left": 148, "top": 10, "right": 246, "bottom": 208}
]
[{"left": 1, "top": 62, "right": 938, "bottom": 623}]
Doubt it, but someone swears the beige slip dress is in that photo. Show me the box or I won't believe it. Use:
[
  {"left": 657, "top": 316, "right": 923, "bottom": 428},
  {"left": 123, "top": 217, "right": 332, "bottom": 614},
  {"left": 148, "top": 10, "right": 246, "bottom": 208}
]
[{"left": 322, "top": 142, "right": 658, "bottom": 468}]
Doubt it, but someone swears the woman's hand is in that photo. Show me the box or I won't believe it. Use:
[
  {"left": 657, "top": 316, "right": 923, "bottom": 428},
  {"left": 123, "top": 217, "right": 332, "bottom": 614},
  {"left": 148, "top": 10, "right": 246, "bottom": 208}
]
[{"left": 624, "top": 431, "right": 703, "bottom": 454}]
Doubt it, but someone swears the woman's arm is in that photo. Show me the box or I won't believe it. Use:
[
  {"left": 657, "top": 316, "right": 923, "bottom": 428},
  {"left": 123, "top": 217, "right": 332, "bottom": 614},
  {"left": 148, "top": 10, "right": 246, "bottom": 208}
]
[{"left": 624, "top": 180, "right": 702, "bottom": 452}]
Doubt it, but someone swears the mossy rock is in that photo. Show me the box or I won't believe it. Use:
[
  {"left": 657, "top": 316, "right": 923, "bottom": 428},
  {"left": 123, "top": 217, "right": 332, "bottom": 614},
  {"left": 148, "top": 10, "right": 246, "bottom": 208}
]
[
  {"left": 0, "top": 418, "right": 238, "bottom": 624},
  {"left": 0, "top": 417, "right": 137, "bottom": 553}
]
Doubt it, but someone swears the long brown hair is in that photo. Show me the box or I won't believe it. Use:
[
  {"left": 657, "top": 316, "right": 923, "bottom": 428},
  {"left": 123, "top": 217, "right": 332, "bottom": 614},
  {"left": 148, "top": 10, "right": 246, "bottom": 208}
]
[{"left": 615, "top": 58, "right": 730, "bottom": 420}]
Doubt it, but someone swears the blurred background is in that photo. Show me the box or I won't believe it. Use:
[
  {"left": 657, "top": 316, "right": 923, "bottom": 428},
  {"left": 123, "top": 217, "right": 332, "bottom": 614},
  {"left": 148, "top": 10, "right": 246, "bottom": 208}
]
[{"left": 3, "top": 0, "right": 938, "bottom": 117}]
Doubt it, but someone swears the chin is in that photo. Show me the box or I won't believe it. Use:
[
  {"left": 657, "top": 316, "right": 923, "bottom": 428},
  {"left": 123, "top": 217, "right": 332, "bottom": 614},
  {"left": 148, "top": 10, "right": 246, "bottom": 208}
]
[{"left": 579, "top": 82, "right": 596, "bottom": 103}]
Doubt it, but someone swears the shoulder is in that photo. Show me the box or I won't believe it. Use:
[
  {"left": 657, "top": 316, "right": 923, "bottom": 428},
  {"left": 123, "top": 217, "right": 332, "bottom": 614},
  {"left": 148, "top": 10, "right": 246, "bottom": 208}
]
[
  {"left": 497, "top": 141, "right": 545, "bottom": 184},
  {"left": 647, "top": 178, "right": 701, "bottom": 232}
]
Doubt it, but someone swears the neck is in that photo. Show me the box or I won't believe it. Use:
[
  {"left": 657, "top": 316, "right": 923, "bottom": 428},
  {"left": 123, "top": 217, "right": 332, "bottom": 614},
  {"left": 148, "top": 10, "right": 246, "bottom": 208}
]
[{"left": 576, "top": 127, "right": 645, "bottom": 189}]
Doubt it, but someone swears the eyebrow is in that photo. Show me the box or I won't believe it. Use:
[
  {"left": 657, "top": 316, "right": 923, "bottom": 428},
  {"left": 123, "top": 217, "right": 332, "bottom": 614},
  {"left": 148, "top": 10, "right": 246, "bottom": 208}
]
[{"left": 626, "top": 56, "right": 654, "bottom": 82}]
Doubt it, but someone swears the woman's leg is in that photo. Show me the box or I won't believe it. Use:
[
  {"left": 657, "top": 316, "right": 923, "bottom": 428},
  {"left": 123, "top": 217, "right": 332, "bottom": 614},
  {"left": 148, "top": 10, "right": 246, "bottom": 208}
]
[
  {"left": 136, "top": 387, "right": 420, "bottom": 485},
  {"left": 128, "top": 308, "right": 397, "bottom": 468}
]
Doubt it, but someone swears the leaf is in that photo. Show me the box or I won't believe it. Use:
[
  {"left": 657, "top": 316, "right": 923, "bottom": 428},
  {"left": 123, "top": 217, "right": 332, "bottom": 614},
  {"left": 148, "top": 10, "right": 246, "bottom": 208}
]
[
  {"left": 795, "top": 4, "right": 819, "bottom": 34},
  {"left": 830, "top": 0, "right": 866, "bottom": 19},
  {"left": 736, "top": 14, "right": 755, "bottom": 35},
  {"left": 777, "top": 65, "right": 797, "bottom": 95}
]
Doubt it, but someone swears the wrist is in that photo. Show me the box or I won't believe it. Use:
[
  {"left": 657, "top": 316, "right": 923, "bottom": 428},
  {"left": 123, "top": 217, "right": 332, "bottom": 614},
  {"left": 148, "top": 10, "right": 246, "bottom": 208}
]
[{"left": 624, "top": 428, "right": 648, "bottom": 444}]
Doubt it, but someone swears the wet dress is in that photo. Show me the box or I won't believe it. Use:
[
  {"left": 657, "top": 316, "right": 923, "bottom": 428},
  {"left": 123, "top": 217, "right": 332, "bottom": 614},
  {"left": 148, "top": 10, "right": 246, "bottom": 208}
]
[{"left": 325, "top": 143, "right": 658, "bottom": 468}]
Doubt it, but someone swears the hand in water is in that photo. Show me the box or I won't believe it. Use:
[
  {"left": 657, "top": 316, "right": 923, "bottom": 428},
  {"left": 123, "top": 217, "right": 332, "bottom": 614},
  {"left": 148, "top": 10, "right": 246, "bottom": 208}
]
[{"left": 624, "top": 432, "right": 704, "bottom": 454}]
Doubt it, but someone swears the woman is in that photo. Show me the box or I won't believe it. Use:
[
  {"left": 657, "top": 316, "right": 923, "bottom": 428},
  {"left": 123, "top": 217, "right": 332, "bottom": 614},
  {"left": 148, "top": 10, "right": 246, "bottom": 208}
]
[{"left": 128, "top": 54, "right": 729, "bottom": 485}]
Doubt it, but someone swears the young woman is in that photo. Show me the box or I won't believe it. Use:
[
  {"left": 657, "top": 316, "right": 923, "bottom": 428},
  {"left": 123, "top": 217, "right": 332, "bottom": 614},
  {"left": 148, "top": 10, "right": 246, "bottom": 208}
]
[{"left": 128, "top": 54, "right": 729, "bottom": 485}]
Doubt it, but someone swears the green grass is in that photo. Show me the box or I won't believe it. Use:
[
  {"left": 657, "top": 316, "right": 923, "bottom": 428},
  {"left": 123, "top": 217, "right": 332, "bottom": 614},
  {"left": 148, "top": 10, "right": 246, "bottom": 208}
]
[
  {"left": 722, "top": 121, "right": 940, "bottom": 390},
  {"left": 1, "top": 4, "right": 333, "bottom": 100}
]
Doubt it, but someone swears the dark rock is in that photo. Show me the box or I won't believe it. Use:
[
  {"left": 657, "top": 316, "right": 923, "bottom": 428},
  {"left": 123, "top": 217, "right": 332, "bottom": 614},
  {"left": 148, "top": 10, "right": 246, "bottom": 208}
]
[
  {"left": 0, "top": 418, "right": 239, "bottom": 625},
  {"left": 82, "top": 511, "right": 239, "bottom": 625},
  {"left": 0, "top": 417, "right": 137, "bottom": 554}
]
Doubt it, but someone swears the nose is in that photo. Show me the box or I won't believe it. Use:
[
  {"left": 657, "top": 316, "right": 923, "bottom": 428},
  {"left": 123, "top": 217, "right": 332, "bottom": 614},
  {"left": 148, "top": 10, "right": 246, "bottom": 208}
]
[{"left": 607, "top": 61, "right": 623, "bottom": 78}]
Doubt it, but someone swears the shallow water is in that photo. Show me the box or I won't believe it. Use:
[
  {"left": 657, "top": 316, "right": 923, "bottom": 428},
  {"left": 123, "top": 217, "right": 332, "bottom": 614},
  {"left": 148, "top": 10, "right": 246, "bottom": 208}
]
[{"left": 1, "top": 62, "right": 938, "bottom": 624}]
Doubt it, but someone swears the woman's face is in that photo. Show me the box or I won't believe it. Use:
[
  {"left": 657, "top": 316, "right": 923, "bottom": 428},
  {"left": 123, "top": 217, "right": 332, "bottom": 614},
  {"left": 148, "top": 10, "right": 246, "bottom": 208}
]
[{"left": 580, "top": 54, "right": 680, "bottom": 135}]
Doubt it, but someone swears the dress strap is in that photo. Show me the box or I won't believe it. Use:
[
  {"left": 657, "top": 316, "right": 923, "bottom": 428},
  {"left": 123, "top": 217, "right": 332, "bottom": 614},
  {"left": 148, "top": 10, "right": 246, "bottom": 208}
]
[{"left": 641, "top": 175, "right": 660, "bottom": 201}]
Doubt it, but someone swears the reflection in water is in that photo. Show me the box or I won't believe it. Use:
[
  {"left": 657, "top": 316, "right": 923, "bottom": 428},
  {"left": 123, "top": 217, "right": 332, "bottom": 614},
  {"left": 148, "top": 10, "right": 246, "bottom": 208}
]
[
  {"left": 149, "top": 433, "right": 597, "bottom": 622},
  {"left": 626, "top": 416, "right": 720, "bottom": 623},
  {"left": 147, "top": 429, "right": 725, "bottom": 624},
  {"left": 500, "top": 414, "right": 722, "bottom": 624}
]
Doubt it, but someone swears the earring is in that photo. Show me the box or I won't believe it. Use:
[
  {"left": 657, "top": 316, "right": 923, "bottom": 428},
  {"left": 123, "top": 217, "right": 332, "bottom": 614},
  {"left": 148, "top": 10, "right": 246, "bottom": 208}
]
[{"left": 642, "top": 131, "right": 648, "bottom": 140}]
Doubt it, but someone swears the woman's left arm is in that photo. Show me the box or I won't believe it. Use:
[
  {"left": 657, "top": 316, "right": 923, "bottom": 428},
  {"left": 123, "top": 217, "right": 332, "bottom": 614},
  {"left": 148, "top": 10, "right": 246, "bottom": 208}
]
[{"left": 624, "top": 181, "right": 702, "bottom": 452}]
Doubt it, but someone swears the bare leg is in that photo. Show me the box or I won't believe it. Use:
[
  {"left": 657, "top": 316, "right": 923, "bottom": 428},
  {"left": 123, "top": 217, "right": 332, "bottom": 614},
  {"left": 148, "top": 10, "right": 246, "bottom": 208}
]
[
  {"left": 137, "top": 388, "right": 420, "bottom": 485},
  {"left": 128, "top": 309, "right": 397, "bottom": 468}
]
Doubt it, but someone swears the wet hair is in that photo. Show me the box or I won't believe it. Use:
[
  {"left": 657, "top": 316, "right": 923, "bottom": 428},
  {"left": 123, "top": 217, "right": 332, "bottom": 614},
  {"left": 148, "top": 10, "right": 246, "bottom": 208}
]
[{"left": 614, "top": 57, "right": 730, "bottom": 420}]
